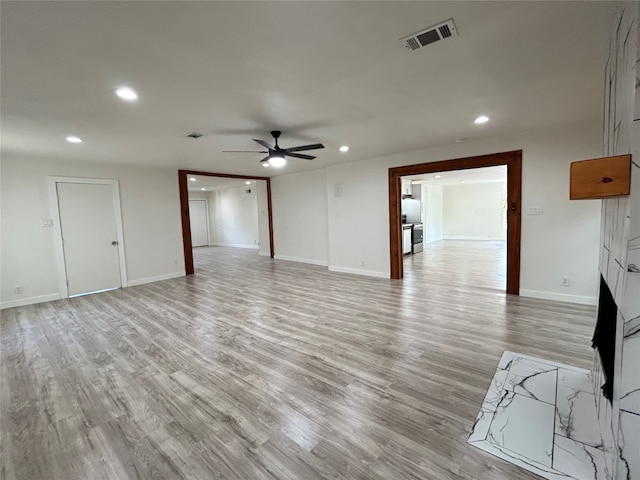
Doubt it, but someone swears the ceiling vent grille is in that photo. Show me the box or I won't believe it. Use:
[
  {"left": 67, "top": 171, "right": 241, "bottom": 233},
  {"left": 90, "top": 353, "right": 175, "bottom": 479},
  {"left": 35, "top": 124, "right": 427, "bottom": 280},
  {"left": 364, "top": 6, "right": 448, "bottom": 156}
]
[{"left": 400, "top": 19, "right": 458, "bottom": 51}]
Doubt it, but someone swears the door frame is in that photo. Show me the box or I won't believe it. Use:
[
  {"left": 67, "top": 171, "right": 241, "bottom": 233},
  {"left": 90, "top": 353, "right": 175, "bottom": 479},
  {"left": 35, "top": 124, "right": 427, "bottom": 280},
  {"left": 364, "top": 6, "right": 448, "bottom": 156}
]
[
  {"left": 388, "top": 150, "right": 522, "bottom": 295},
  {"left": 178, "top": 170, "right": 274, "bottom": 275},
  {"left": 48, "top": 176, "right": 128, "bottom": 298},
  {"left": 187, "top": 198, "right": 211, "bottom": 247}
]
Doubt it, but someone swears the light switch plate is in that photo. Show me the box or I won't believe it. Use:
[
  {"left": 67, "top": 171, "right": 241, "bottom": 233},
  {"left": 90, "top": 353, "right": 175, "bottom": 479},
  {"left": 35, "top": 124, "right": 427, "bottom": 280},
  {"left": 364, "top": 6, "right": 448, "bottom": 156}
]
[
  {"left": 527, "top": 206, "right": 543, "bottom": 215},
  {"left": 42, "top": 218, "right": 54, "bottom": 227}
]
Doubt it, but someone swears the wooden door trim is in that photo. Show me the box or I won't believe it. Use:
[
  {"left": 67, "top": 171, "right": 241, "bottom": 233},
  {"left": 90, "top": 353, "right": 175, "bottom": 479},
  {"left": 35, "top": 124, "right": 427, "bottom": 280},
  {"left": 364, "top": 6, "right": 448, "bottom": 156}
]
[
  {"left": 179, "top": 170, "right": 274, "bottom": 275},
  {"left": 388, "top": 150, "right": 522, "bottom": 295}
]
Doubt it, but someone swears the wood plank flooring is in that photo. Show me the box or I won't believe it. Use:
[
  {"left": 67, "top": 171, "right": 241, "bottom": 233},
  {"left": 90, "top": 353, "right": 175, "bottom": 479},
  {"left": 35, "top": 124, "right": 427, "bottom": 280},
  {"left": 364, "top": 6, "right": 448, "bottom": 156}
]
[
  {"left": 1, "top": 245, "right": 596, "bottom": 480},
  {"left": 405, "top": 240, "right": 506, "bottom": 292}
]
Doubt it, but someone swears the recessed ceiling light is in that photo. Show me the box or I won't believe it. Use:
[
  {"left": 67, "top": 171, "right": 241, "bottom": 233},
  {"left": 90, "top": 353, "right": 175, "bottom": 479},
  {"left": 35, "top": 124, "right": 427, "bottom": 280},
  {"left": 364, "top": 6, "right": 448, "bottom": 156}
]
[
  {"left": 189, "top": 178, "right": 196, "bottom": 182},
  {"left": 435, "top": 175, "right": 442, "bottom": 179},
  {"left": 245, "top": 181, "right": 252, "bottom": 185},
  {"left": 268, "top": 156, "right": 286, "bottom": 168},
  {"left": 339, "top": 146, "right": 349, "bottom": 152},
  {"left": 66, "top": 135, "right": 82, "bottom": 143},
  {"left": 200, "top": 188, "right": 206, "bottom": 191},
  {"left": 455, "top": 137, "right": 466, "bottom": 143},
  {"left": 474, "top": 115, "right": 490, "bottom": 124},
  {"left": 114, "top": 86, "right": 138, "bottom": 101}
]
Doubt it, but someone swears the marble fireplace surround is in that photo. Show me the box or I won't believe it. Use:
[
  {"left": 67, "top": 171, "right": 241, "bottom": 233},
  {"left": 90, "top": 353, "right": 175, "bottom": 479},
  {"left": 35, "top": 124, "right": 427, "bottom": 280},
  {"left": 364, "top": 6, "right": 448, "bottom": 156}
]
[{"left": 593, "top": 3, "right": 639, "bottom": 479}]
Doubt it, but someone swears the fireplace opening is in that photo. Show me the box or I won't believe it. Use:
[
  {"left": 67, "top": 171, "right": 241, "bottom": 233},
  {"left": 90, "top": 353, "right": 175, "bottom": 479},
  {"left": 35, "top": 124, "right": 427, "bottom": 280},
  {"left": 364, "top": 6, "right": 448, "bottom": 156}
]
[{"left": 592, "top": 275, "right": 617, "bottom": 402}]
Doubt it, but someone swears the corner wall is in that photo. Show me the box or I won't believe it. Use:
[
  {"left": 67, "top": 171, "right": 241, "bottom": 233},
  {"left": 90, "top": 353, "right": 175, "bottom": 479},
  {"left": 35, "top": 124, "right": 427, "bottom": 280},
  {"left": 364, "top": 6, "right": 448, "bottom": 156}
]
[
  {"left": 271, "top": 169, "right": 329, "bottom": 266},
  {"left": 1, "top": 154, "right": 185, "bottom": 308}
]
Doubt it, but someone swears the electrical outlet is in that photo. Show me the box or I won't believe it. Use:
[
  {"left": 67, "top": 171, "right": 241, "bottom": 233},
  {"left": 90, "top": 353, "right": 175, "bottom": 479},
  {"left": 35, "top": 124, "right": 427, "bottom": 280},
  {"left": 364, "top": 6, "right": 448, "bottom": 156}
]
[
  {"left": 561, "top": 276, "right": 570, "bottom": 286},
  {"left": 360, "top": 260, "right": 366, "bottom": 266},
  {"left": 14, "top": 285, "right": 23, "bottom": 294}
]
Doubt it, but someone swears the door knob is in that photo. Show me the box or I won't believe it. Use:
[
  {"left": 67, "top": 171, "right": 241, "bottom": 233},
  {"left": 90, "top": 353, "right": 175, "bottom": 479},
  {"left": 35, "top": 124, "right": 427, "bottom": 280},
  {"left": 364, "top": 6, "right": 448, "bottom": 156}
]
[{"left": 111, "top": 241, "right": 118, "bottom": 245}]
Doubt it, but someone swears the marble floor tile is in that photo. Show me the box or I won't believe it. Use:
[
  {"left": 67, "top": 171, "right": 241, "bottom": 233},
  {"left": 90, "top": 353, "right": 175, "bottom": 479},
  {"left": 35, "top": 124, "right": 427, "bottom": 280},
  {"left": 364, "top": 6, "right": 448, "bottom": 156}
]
[
  {"left": 618, "top": 410, "right": 640, "bottom": 480},
  {"left": 469, "top": 352, "right": 604, "bottom": 480},
  {"left": 487, "top": 391, "right": 555, "bottom": 466},
  {"left": 504, "top": 356, "right": 558, "bottom": 404},
  {"left": 555, "top": 383, "right": 601, "bottom": 447},
  {"left": 553, "top": 435, "right": 607, "bottom": 480}
]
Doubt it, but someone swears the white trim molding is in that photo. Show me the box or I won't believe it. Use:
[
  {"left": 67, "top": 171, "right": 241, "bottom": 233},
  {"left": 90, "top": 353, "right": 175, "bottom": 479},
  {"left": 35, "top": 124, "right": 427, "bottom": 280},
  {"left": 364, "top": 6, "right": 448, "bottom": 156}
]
[
  {"left": 443, "top": 236, "right": 507, "bottom": 241},
  {"left": 520, "top": 289, "right": 597, "bottom": 306},
  {"left": 1, "top": 294, "right": 61, "bottom": 310},
  {"left": 328, "top": 266, "right": 390, "bottom": 279},
  {"left": 274, "top": 255, "right": 328, "bottom": 267},
  {"left": 211, "top": 243, "right": 259, "bottom": 250},
  {"left": 127, "top": 271, "right": 185, "bottom": 287}
]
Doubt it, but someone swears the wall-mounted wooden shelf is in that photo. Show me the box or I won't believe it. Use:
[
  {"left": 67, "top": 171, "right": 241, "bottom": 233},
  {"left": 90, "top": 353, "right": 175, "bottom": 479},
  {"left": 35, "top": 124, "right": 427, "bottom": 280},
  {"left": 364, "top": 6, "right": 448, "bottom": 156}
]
[{"left": 570, "top": 154, "right": 631, "bottom": 200}]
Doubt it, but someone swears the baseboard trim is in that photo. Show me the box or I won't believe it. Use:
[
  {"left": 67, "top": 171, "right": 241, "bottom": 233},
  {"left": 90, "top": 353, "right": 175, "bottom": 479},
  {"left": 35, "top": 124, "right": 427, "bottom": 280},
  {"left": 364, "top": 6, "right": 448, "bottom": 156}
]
[
  {"left": 211, "top": 243, "right": 259, "bottom": 250},
  {"left": 1, "top": 293, "right": 61, "bottom": 309},
  {"left": 127, "top": 271, "right": 185, "bottom": 287},
  {"left": 520, "top": 289, "right": 597, "bottom": 306},
  {"left": 443, "top": 236, "right": 507, "bottom": 241},
  {"left": 259, "top": 251, "right": 271, "bottom": 257},
  {"left": 328, "top": 266, "right": 390, "bottom": 279},
  {"left": 275, "top": 255, "right": 328, "bottom": 267}
]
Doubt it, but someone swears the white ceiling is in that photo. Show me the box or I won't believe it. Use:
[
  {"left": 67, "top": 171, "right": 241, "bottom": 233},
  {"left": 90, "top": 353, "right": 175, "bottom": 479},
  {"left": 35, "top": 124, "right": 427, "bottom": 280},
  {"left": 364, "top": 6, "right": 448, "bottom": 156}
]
[
  {"left": 406, "top": 165, "right": 506, "bottom": 186},
  {"left": 187, "top": 174, "right": 261, "bottom": 192},
  {"left": 1, "top": 1, "right": 617, "bottom": 177}
]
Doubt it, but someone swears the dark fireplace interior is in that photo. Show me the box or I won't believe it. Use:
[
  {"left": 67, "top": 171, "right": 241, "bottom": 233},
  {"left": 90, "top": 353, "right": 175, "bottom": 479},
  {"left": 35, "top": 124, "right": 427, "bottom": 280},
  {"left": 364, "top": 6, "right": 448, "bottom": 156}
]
[{"left": 592, "top": 275, "right": 617, "bottom": 402}]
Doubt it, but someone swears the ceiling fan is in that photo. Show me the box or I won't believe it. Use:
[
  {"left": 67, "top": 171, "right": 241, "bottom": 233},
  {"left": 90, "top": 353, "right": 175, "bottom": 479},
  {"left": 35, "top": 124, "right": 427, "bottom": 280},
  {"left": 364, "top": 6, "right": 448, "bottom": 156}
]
[{"left": 223, "top": 130, "right": 325, "bottom": 167}]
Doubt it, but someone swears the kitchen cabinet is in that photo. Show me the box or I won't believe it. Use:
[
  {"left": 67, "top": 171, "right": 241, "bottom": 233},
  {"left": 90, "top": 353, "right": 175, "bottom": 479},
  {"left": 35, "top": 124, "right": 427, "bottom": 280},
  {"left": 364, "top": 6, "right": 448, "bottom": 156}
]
[
  {"left": 401, "top": 179, "right": 413, "bottom": 196},
  {"left": 402, "top": 225, "right": 412, "bottom": 254}
]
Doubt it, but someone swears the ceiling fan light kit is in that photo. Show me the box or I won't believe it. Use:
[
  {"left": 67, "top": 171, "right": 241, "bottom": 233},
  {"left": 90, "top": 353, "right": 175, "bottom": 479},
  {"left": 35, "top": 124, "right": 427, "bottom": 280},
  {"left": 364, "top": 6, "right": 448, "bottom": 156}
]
[{"left": 224, "top": 130, "right": 325, "bottom": 167}]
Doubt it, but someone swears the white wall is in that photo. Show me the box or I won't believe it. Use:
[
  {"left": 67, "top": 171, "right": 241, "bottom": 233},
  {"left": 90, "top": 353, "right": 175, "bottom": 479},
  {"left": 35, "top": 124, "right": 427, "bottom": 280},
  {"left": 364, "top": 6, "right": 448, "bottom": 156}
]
[
  {"left": 272, "top": 122, "right": 602, "bottom": 303},
  {"left": 208, "top": 186, "right": 259, "bottom": 249},
  {"left": 1, "top": 154, "right": 185, "bottom": 308},
  {"left": 443, "top": 182, "right": 506, "bottom": 240},
  {"left": 271, "top": 169, "right": 328, "bottom": 265},
  {"left": 423, "top": 185, "right": 444, "bottom": 243},
  {"left": 188, "top": 180, "right": 269, "bottom": 255}
]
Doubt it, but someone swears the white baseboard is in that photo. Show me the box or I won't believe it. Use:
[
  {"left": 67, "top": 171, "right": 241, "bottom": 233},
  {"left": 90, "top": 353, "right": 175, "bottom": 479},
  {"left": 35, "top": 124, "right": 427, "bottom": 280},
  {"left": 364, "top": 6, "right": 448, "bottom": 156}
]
[
  {"left": 212, "top": 243, "right": 259, "bottom": 250},
  {"left": 520, "top": 289, "right": 597, "bottom": 306},
  {"left": 1, "top": 293, "right": 61, "bottom": 310},
  {"left": 275, "top": 255, "right": 328, "bottom": 267},
  {"left": 328, "top": 266, "right": 390, "bottom": 279},
  {"left": 127, "top": 271, "right": 185, "bottom": 287},
  {"left": 259, "top": 251, "right": 271, "bottom": 257},
  {"left": 443, "top": 236, "right": 507, "bottom": 241}
]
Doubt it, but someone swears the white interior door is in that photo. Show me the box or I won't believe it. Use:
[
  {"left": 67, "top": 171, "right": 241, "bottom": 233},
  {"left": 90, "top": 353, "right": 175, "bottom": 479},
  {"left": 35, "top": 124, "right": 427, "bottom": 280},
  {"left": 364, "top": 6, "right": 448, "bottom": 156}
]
[
  {"left": 57, "top": 182, "right": 122, "bottom": 296},
  {"left": 189, "top": 199, "right": 209, "bottom": 247}
]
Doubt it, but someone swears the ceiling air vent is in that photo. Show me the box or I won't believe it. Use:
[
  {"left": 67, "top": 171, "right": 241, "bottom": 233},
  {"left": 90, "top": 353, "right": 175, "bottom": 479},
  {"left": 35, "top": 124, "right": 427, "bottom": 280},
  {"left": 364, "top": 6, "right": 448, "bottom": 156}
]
[{"left": 400, "top": 19, "right": 458, "bottom": 51}]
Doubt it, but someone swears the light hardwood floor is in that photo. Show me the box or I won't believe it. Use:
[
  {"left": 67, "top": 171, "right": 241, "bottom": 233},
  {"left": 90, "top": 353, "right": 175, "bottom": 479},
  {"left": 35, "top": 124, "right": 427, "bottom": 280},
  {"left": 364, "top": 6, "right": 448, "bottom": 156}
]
[
  {"left": 1, "top": 245, "right": 596, "bottom": 480},
  {"left": 404, "top": 240, "right": 506, "bottom": 292}
]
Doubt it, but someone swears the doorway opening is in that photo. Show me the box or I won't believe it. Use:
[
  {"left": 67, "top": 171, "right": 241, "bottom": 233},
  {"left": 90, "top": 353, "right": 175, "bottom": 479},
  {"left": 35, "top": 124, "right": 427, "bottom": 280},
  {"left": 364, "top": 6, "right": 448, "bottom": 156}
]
[
  {"left": 401, "top": 166, "right": 507, "bottom": 291},
  {"left": 388, "top": 151, "right": 521, "bottom": 295},
  {"left": 178, "top": 170, "right": 274, "bottom": 274}
]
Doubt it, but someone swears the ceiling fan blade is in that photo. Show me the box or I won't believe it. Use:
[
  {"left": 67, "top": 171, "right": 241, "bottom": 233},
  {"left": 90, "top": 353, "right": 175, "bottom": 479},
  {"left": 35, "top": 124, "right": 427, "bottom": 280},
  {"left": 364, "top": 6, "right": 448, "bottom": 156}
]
[
  {"left": 253, "top": 139, "right": 275, "bottom": 150},
  {"left": 259, "top": 155, "right": 271, "bottom": 163},
  {"left": 284, "top": 143, "right": 325, "bottom": 153},
  {"left": 286, "top": 152, "right": 316, "bottom": 160},
  {"left": 222, "top": 150, "right": 268, "bottom": 153}
]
